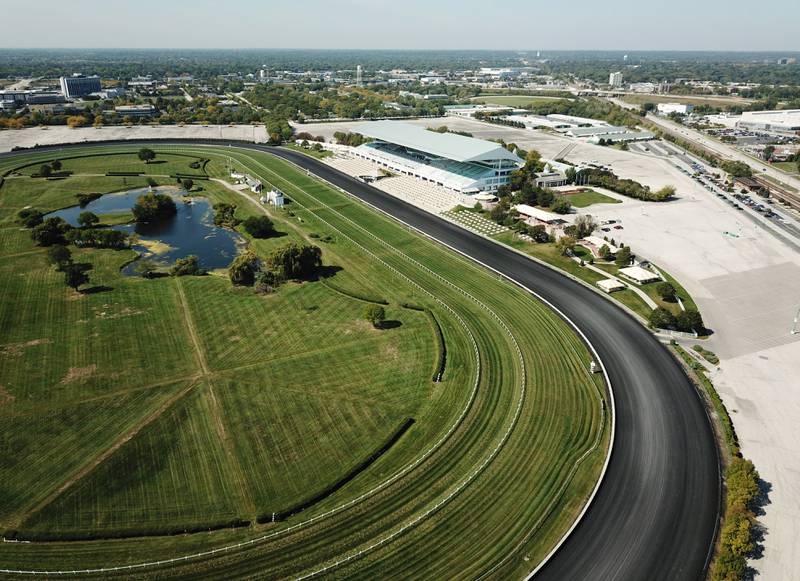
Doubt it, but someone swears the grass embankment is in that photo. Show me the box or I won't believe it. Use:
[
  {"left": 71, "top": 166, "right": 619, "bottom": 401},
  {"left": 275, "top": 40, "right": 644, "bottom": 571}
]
[
  {"left": 283, "top": 142, "right": 332, "bottom": 159},
  {"left": 621, "top": 94, "right": 752, "bottom": 110},
  {"left": 772, "top": 161, "right": 799, "bottom": 175},
  {"left": 0, "top": 145, "right": 608, "bottom": 578},
  {"left": 494, "top": 230, "right": 697, "bottom": 322},
  {"left": 672, "top": 345, "right": 760, "bottom": 580}
]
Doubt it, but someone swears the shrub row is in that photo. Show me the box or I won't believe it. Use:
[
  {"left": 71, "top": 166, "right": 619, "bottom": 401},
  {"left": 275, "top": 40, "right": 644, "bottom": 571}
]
[
  {"left": 257, "top": 418, "right": 415, "bottom": 524},
  {"left": 320, "top": 280, "right": 388, "bottom": 305},
  {"left": 426, "top": 309, "right": 446, "bottom": 382},
  {"left": 105, "top": 171, "right": 144, "bottom": 176},
  {"left": 32, "top": 171, "right": 73, "bottom": 178},
  {"left": 673, "top": 344, "right": 761, "bottom": 580},
  {"left": 400, "top": 302, "right": 426, "bottom": 311},
  {"left": 5, "top": 518, "right": 252, "bottom": 542}
]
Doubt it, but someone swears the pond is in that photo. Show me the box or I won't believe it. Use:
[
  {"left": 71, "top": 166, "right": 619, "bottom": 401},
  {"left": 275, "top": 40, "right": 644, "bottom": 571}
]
[{"left": 47, "top": 187, "right": 246, "bottom": 275}]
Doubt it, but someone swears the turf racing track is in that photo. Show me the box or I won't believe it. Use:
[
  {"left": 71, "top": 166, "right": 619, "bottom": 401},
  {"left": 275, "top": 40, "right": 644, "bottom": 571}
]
[
  {"left": 265, "top": 145, "right": 722, "bottom": 580},
  {"left": 0, "top": 141, "right": 720, "bottom": 580}
]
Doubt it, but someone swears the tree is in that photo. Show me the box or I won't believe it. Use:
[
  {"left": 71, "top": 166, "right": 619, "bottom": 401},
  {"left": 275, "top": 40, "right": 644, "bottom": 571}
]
[
  {"left": 599, "top": 244, "right": 613, "bottom": 261},
  {"left": 656, "top": 281, "right": 676, "bottom": 301},
  {"left": 574, "top": 214, "right": 597, "bottom": 238},
  {"left": 137, "top": 147, "right": 156, "bottom": 164},
  {"left": 243, "top": 215, "right": 275, "bottom": 238},
  {"left": 763, "top": 145, "right": 775, "bottom": 161},
  {"left": 529, "top": 224, "right": 548, "bottom": 243},
  {"left": 171, "top": 255, "right": 203, "bottom": 276},
  {"left": 615, "top": 246, "right": 632, "bottom": 267},
  {"left": 228, "top": 251, "right": 259, "bottom": 286},
  {"left": 64, "top": 263, "right": 90, "bottom": 292},
  {"left": 264, "top": 243, "right": 322, "bottom": 280},
  {"left": 132, "top": 193, "right": 177, "bottom": 223},
  {"left": 31, "top": 217, "right": 71, "bottom": 246},
  {"left": 676, "top": 309, "right": 704, "bottom": 333},
  {"left": 182, "top": 178, "right": 194, "bottom": 192},
  {"left": 550, "top": 197, "right": 572, "bottom": 215},
  {"left": 66, "top": 115, "right": 87, "bottom": 129},
  {"left": 649, "top": 307, "right": 676, "bottom": 329},
  {"left": 555, "top": 235, "right": 576, "bottom": 256},
  {"left": 654, "top": 185, "right": 676, "bottom": 200},
  {"left": 363, "top": 305, "right": 386, "bottom": 329},
  {"left": 51, "top": 159, "right": 62, "bottom": 171},
  {"left": 77, "top": 211, "right": 99, "bottom": 228},
  {"left": 46, "top": 245, "right": 72, "bottom": 270},
  {"left": 213, "top": 202, "right": 240, "bottom": 227},
  {"left": 39, "top": 164, "right": 52, "bottom": 178},
  {"left": 17, "top": 208, "right": 44, "bottom": 228},
  {"left": 134, "top": 259, "right": 158, "bottom": 279},
  {"left": 536, "top": 189, "right": 555, "bottom": 208}
]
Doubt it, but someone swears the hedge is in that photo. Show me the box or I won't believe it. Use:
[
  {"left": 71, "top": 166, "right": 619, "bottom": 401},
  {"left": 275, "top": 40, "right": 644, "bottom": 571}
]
[
  {"left": 426, "top": 309, "right": 446, "bottom": 382},
  {"left": 6, "top": 518, "right": 252, "bottom": 542}
]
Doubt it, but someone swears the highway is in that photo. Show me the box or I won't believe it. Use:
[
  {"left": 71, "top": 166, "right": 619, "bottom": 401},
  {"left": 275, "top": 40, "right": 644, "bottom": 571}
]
[
  {"left": 263, "top": 146, "right": 721, "bottom": 580},
  {"left": 0, "top": 141, "right": 721, "bottom": 579}
]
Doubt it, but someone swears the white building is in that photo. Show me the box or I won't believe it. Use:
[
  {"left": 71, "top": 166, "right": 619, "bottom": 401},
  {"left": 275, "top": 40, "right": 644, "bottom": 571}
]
[
  {"left": 618, "top": 266, "right": 660, "bottom": 284},
  {"left": 349, "top": 120, "right": 523, "bottom": 194},
  {"left": 114, "top": 104, "right": 157, "bottom": 118},
  {"left": 736, "top": 109, "right": 800, "bottom": 133},
  {"left": 657, "top": 103, "right": 694, "bottom": 115},
  {"left": 609, "top": 71, "right": 623, "bottom": 88},
  {"left": 261, "top": 189, "right": 285, "bottom": 208}
]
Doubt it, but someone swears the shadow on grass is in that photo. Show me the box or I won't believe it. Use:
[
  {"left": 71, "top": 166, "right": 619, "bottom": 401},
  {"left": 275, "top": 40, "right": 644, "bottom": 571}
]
[
  {"left": 378, "top": 320, "right": 402, "bottom": 330},
  {"left": 81, "top": 285, "right": 114, "bottom": 295}
]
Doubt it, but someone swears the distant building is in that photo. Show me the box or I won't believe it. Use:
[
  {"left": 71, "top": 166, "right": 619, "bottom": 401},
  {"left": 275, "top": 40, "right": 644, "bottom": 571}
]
[
  {"left": 114, "top": 104, "right": 157, "bottom": 117},
  {"left": 657, "top": 103, "right": 694, "bottom": 115},
  {"left": 609, "top": 71, "right": 623, "bottom": 88},
  {"left": 736, "top": 109, "right": 800, "bottom": 133},
  {"left": 59, "top": 75, "right": 101, "bottom": 98}
]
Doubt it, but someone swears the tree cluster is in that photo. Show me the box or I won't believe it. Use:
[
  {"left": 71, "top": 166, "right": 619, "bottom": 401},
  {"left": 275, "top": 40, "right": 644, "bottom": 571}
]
[
  {"left": 213, "top": 203, "right": 240, "bottom": 228},
  {"left": 132, "top": 193, "right": 177, "bottom": 223},
  {"left": 648, "top": 307, "right": 704, "bottom": 333}
]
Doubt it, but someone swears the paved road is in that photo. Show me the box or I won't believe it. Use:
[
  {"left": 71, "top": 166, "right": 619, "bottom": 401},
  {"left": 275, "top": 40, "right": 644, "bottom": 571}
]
[
  {"left": 0, "top": 141, "right": 721, "bottom": 579},
  {"left": 263, "top": 146, "right": 721, "bottom": 580}
]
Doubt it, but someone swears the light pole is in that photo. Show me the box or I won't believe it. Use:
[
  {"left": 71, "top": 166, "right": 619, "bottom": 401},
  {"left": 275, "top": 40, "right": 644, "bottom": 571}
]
[{"left": 792, "top": 306, "right": 800, "bottom": 335}]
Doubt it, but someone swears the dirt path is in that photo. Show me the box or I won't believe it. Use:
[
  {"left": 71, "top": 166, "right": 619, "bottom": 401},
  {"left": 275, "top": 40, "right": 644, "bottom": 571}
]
[{"left": 175, "top": 278, "right": 209, "bottom": 375}]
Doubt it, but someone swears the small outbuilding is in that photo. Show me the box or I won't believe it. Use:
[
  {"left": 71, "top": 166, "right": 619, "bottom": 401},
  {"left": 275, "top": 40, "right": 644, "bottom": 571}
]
[
  {"left": 597, "top": 278, "right": 626, "bottom": 293},
  {"left": 618, "top": 266, "right": 660, "bottom": 284}
]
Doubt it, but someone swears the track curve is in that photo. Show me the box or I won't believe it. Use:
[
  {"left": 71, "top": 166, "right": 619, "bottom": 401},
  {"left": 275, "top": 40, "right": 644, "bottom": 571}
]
[
  {"left": 0, "top": 141, "right": 720, "bottom": 580},
  {"left": 262, "top": 145, "right": 721, "bottom": 580}
]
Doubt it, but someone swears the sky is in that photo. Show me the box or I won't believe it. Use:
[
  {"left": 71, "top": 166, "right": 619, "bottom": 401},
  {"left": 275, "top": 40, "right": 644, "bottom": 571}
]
[{"left": 2, "top": 0, "right": 798, "bottom": 51}]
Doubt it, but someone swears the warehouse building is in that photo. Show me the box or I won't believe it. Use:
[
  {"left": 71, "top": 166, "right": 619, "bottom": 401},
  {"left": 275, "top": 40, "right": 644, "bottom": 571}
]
[
  {"left": 736, "top": 109, "right": 800, "bottom": 133},
  {"left": 350, "top": 120, "right": 523, "bottom": 194}
]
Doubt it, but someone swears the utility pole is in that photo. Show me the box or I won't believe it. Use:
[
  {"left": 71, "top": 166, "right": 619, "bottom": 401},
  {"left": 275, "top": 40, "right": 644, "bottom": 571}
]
[{"left": 792, "top": 306, "right": 800, "bottom": 335}]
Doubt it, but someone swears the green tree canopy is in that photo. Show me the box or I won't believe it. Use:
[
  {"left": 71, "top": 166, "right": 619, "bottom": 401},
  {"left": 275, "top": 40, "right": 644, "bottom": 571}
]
[
  {"left": 243, "top": 215, "right": 275, "bottom": 239},
  {"left": 132, "top": 193, "right": 177, "bottom": 223},
  {"left": 363, "top": 305, "right": 386, "bottom": 329},
  {"left": 77, "top": 211, "right": 99, "bottom": 228},
  {"left": 138, "top": 148, "right": 156, "bottom": 163},
  {"left": 228, "top": 251, "right": 259, "bottom": 286}
]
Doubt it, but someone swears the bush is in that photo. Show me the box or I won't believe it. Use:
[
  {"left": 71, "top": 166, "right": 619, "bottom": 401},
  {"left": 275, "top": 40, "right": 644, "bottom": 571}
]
[
  {"left": 171, "top": 255, "right": 203, "bottom": 276},
  {"left": 132, "top": 193, "right": 177, "bottom": 223},
  {"left": 243, "top": 215, "right": 275, "bottom": 238},
  {"left": 76, "top": 192, "right": 102, "bottom": 207},
  {"left": 550, "top": 196, "right": 572, "bottom": 214}
]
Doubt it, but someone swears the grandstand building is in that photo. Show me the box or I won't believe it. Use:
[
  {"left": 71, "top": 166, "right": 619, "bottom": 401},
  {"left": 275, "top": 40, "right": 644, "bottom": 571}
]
[{"left": 350, "top": 121, "right": 523, "bottom": 194}]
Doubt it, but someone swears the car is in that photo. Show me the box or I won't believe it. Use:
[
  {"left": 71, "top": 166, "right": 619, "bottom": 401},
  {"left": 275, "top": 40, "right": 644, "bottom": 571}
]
[
  {"left": 613, "top": 225, "right": 623, "bottom": 230},
  {"left": 601, "top": 227, "right": 611, "bottom": 232}
]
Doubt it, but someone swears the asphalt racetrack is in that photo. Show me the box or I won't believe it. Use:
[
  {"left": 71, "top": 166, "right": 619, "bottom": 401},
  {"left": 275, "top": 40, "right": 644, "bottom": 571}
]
[
  {"left": 263, "top": 145, "right": 721, "bottom": 581},
  {"left": 0, "top": 141, "right": 720, "bottom": 580}
]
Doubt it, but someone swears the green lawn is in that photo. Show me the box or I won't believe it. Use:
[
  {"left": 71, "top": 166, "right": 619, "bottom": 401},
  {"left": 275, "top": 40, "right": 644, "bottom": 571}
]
[
  {"left": 773, "top": 161, "right": 799, "bottom": 174},
  {"left": 471, "top": 95, "right": 567, "bottom": 107},
  {"left": 621, "top": 93, "right": 753, "bottom": 109},
  {"left": 284, "top": 142, "right": 332, "bottom": 159},
  {"left": 10, "top": 152, "right": 208, "bottom": 177},
  {"left": 562, "top": 189, "right": 622, "bottom": 208},
  {"left": 0, "top": 145, "right": 609, "bottom": 579}
]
